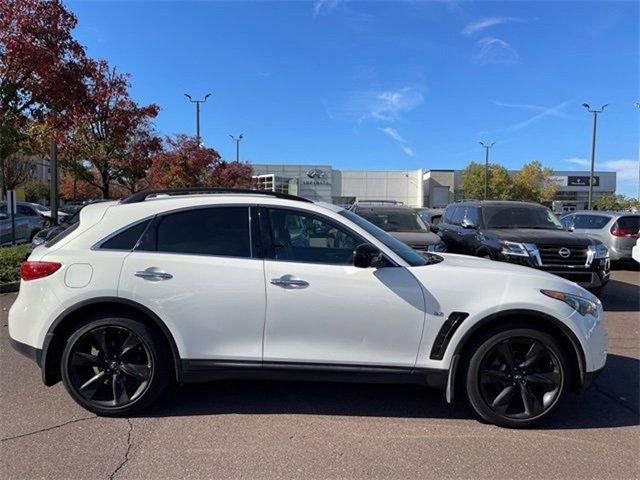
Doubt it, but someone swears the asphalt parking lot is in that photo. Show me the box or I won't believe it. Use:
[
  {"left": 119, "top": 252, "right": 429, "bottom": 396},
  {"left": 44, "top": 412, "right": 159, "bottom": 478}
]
[{"left": 1, "top": 266, "right": 638, "bottom": 480}]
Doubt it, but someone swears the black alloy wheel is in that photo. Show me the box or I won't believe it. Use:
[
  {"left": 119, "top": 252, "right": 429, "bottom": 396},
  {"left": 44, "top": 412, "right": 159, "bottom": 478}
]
[
  {"left": 62, "top": 317, "right": 168, "bottom": 415},
  {"left": 479, "top": 338, "right": 562, "bottom": 418},
  {"left": 466, "top": 328, "right": 568, "bottom": 427}
]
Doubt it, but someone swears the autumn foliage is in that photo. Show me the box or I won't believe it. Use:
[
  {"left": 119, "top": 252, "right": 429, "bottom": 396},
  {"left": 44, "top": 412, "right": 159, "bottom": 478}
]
[
  {"left": 1, "top": 0, "right": 253, "bottom": 199},
  {"left": 149, "top": 135, "right": 253, "bottom": 189}
]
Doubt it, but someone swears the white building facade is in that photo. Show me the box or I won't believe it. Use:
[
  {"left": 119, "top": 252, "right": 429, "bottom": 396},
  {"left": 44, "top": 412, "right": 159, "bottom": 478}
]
[{"left": 252, "top": 163, "right": 616, "bottom": 209}]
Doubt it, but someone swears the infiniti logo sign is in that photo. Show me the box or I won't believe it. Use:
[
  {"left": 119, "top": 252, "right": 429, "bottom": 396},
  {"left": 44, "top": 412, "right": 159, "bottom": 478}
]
[
  {"left": 558, "top": 247, "right": 571, "bottom": 258},
  {"left": 306, "top": 168, "right": 327, "bottom": 179}
]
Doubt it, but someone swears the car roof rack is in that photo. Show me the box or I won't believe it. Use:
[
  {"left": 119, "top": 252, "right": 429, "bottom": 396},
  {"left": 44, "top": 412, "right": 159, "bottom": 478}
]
[
  {"left": 353, "top": 199, "right": 404, "bottom": 206},
  {"left": 120, "top": 187, "right": 313, "bottom": 204}
]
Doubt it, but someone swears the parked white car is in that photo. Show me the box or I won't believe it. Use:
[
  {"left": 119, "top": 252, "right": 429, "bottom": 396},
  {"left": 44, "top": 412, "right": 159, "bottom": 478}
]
[
  {"left": 9, "top": 189, "right": 608, "bottom": 427},
  {"left": 632, "top": 238, "right": 640, "bottom": 263}
]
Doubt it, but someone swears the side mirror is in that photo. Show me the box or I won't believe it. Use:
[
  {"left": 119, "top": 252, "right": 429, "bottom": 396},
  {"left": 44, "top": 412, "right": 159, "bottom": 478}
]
[
  {"left": 430, "top": 224, "right": 440, "bottom": 234},
  {"left": 461, "top": 218, "right": 477, "bottom": 229},
  {"left": 353, "top": 243, "right": 383, "bottom": 268}
]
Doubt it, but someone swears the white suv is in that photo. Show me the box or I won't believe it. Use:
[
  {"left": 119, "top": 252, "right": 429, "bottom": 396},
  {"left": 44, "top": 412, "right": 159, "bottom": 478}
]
[{"left": 8, "top": 189, "right": 608, "bottom": 427}]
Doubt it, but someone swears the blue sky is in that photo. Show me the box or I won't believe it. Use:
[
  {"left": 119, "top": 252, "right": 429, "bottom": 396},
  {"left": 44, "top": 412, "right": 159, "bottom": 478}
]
[{"left": 68, "top": 0, "right": 639, "bottom": 196}]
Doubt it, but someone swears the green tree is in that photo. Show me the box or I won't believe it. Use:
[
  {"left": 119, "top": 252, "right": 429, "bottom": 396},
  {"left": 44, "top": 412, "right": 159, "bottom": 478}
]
[
  {"left": 510, "top": 161, "right": 557, "bottom": 203},
  {"left": 594, "top": 194, "right": 640, "bottom": 211},
  {"left": 461, "top": 161, "right": 513, "bottom": 200},
  {"left": 23, "top": 178, "right": 49, "bottom": 202}
]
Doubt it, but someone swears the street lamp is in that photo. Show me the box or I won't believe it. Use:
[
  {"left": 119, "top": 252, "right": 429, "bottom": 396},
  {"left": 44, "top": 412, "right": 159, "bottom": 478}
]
[
  {"left": 479, "top": 141, "right": 495, "bottom": 200},
  {"left": 229, "top": 134, "right": 244, "bottom": 162},
  {"left": 184, "top": 93, "right": 211, "bottom": 144},
  {"left": 582, "top": 103, "right": 608, "bottom": 210}
]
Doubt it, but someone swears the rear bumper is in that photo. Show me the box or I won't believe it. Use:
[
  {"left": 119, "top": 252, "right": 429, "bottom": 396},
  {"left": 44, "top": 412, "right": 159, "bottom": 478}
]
[{"left": 8, "top": 336, "right": 42, "bottom": 366}]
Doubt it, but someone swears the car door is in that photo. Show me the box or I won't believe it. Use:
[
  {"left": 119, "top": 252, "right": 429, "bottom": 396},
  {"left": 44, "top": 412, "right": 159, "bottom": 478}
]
[
  {"left": 458, "top": 206, "right": 481, "bottom": 253},
  {"left": 118, "top": 205, "right": 266, "bottom": 361},
  {"left": 1, "top": 205, "right": 28, "bottom": 243},
  {"left": 261, "top": 206, "right": 426, "bottom": 367},
  {"left": 439, "top": 205, "right": 459, "bottom": 252}
]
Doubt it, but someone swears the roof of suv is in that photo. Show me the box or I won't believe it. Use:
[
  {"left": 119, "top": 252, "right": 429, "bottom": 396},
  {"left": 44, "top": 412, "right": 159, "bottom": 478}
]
[{"left": 454, "top": 200, "right": 544, "bottom": 208}]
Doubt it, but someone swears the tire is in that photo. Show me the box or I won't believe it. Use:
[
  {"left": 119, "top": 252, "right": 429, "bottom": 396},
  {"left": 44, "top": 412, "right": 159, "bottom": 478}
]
[
  {"left": 465, "top": 328, "right": 569, "bottom": 428},
  {"left": 476, "top": 249, "right": 493, "bottom": 260},
  {"left": 61, "top": 315, "right": 170, "bottom": 416}
]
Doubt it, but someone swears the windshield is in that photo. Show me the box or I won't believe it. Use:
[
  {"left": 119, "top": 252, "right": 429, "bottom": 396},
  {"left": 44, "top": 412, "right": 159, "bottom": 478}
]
[
  {"left": 339, "top": 210, "right": 429, "bottom": 266},
  {"left": 356, "top": 209, "right": 428, "bottom": 232},
  {"left": 34, "top": 204, "right": 49, "bottom": 212},
  {"left": 483, "top": 205, "right": 563, "bottom": 230}
]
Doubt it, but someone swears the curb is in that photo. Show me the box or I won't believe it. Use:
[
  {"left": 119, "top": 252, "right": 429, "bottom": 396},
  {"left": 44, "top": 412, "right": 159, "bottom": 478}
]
[{"left": 0, "top": 282, "right": 20, "bottom": 294}]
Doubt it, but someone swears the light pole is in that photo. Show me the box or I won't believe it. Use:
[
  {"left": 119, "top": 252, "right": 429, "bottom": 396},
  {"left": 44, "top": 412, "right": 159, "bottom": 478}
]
[
  {"left": 582, "top": 103, "right": 608, "bottom": 210},
  {"left": 184, "top": 93, "right": 211, "bottom": 144},
  {"left": 479, "top": 141, "right": 495, "bottom": 200},
  {"left": 229, "top": 134, "right": 244, "bottom": 161}
]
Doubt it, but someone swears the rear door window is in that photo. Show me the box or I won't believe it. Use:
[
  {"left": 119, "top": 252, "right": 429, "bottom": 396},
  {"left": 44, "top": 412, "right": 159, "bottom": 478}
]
[
  {"left": 153, "top": 207, "right": 251, "bottom": 257},
  {"left": 572, "top": 215, "right": 610, "bottom": 229}
]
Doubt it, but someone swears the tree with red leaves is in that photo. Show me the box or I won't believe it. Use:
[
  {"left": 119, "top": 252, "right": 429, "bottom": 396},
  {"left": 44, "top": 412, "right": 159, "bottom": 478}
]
[
  {"left": 60, "top": 59, "right": 160, "bottom": 198},
  {"left": 0, "top": 0, "right": 88, "bottom": 187},
  {"left": 149, "top": 134, "right": 253, "bottom": 189}
]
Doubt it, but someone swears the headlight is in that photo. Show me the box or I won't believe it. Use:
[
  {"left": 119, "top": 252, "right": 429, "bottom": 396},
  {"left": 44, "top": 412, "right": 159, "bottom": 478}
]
[
  {"left": 500, "top": 241, "right": 535, "bottom": 257},
  {"left": 427, "top": 241, "right": 447, "bottom": 253},
  {"left": 588, "top": 243, "right": 609, "bottom": 259},
  {"left": 541, "top": 289, "right": 599, "bottom": 316}
]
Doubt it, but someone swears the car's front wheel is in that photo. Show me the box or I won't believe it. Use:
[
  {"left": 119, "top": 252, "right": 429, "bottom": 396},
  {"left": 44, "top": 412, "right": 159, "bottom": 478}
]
[
  {"left": 61, "top": 316, "right": 169, "bottom": 416},
  {"left": 465, "top": 328, "right": 569, "bottom": 428}
]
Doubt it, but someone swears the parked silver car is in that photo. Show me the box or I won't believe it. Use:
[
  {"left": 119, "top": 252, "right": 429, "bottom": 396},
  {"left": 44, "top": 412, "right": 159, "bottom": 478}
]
[
  {"left": 560, "top": 211, "right": 639, "bottom": 261},
  {"left": 0, "top": 202, "right": 47, "bottom": 246}
]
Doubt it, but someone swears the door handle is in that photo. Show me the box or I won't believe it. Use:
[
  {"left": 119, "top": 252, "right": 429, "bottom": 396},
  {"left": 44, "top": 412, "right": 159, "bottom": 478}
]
[
  {"left": 270, "top": 276, "right": 309, "bottom": 288},
  {"left": 135, "top": 269, "right": 173, "bottom": 281}
]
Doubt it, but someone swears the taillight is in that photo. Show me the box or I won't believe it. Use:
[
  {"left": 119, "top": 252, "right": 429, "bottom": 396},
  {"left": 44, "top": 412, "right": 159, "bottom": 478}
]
[
  {"left": 20, "top": 261, "right": 62, "bottom": 281},
  {"left": 610, "top": 227, "right": 636, "bottom": 237}
]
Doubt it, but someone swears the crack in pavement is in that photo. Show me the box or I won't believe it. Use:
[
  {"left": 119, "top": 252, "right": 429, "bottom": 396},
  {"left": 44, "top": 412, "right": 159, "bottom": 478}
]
[
  {"left": 593, "top": 382, "right": 639, "bottom": 415},
  {"left": 108, "top": 418, "right": 134, "bottom": 480},
  {"left": 1, "top": 415, "right": 97, "bottom": 442}
]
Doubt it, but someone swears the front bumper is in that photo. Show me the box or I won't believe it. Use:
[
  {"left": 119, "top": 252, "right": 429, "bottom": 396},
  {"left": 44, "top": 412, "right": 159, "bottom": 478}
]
[
  {"left": 500, "top": 254, "right": 610, "bottom": 289},
  {"left": 580, "top": 365, "right": 605, "bottom": 393}
]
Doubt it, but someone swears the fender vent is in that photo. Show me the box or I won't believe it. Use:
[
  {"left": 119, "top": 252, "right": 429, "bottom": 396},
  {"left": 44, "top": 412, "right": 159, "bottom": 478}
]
[{"left": 430, "top": 312, "right": 469, "bottom": 360}]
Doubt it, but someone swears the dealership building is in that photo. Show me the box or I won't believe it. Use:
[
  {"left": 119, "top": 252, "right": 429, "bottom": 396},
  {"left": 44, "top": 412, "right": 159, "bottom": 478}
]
[{"left": 251, "top": 164, "right": 616, "bottom": 210}]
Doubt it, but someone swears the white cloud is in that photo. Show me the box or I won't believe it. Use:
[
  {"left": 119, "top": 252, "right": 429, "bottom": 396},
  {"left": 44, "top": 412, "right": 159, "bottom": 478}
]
[
  {"left": 565, "top": 157, "right": 639, "bottom": 182},
  {"left": 473, "top": 37, "right": 520, "bottom": 65},
  {"left": 493, "top": 99, "right": 572, "bottom": 130},
  {"left": 462, "top": 17, "right": 522, "bottom": 36},
  {"left": 380, "top": 127, "right": 415, "bottom": 157},
  {"left": 325, "top": 86, "right": 424, "bottom": 123},
  {"left": 379, "top": 127, "right": 406, "bottom": 143},
  {"left": 401, "top": 145, "right": 415, "bottom": 157},
  {"left": 313, "top": 0, "right": 342, "bottom": 18}
]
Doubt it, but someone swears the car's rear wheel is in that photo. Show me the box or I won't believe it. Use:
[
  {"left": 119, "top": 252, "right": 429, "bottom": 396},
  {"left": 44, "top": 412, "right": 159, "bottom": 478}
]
[
  {"left": 61, "top": 316, "right": 169, "bottom": 416},
  {"left": 465, "top": 328, "right": 569, "bottom": 428}
]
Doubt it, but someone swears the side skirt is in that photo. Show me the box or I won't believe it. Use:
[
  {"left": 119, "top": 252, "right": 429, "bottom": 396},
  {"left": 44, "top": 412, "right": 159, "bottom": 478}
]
[{"left": 181, "top": 359, "right": 448, "bottom": 389}]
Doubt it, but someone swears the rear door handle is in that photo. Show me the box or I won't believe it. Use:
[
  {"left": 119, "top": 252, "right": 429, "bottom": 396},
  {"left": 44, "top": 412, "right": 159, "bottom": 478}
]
[
  {"left": 270, "top": 276, "right": 309, "bottom": 288},
  {"left": 135, "top": 269, "right": 173, "bottom": 281}
]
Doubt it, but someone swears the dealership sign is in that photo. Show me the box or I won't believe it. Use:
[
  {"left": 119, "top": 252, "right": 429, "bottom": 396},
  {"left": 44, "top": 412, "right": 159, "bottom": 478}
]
[
  {"left": 549, "top": 175, "right": 600, "bottom": 188},
  {"left": 568, "top": 176, "right": 599, "bottom": 187},
  {"left": 300, "top": 168, "right": 331, "bottom": 186}
]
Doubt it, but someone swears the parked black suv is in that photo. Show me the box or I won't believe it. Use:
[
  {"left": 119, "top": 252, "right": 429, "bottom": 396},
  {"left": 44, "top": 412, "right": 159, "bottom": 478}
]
[{"left": 439, "top": 200, "right": 610, "bottom": 291}]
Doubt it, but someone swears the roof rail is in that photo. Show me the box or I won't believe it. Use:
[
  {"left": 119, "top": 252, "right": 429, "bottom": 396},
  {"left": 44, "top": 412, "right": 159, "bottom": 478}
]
[
  {"left": 120, "top": 187, "right": 313, "bottom": 205},
  {"left": 354, "top": 199, "right": 404, "bottom": 206}
]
